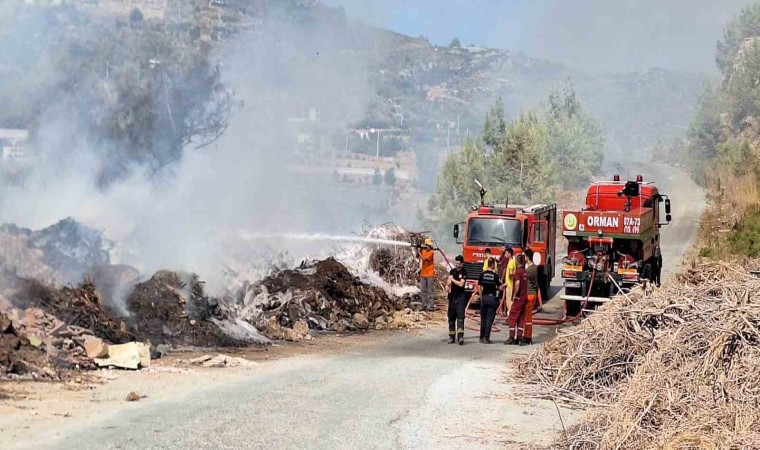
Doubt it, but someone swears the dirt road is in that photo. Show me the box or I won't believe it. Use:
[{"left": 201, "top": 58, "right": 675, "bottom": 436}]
[{"left": 0, "top": 163, "right": 704, "bottom": 450}]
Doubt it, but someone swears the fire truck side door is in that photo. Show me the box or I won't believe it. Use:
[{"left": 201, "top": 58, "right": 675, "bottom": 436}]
[{"left": 528, "top": 220, "right": 548, "bottom": 265}]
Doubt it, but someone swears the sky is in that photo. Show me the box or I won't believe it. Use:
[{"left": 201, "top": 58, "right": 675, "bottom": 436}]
[{"left": 326, "top": 0, "right": 754, "bottom": 74}]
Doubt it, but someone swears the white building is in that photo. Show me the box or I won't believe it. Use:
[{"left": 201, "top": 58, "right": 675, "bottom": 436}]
[{"left": 0, "top": 129, "right": 29, "bottom": 161}]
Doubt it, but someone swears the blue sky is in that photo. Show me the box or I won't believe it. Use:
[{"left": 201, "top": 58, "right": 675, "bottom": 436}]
[{"left": 325, "top": 0, "right": 753, "bottom": 74}]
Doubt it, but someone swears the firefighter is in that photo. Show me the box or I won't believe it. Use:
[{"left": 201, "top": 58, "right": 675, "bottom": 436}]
[
  {"left": 500, "top": 247, "right": 516, "bottom": 317},
  {"left": 653, "top": 245, "right": 663, "bottom": 287},
  {"left": 471, "top": 257, "right": 502, "bottom": 344},
  {"left": 418, "top": 238, "right": 439, "bottom": 312},
  {"left": 522, "top": 249, "right": 541, "bottom": 345},
  {"left": 447, "top": 255, "right": 467, "bottom": 345},
  {"left": 505, "top": 254, "right": 529, "bottom": 345},
  {"left": 482, "top": 248, "right": 498, "bottom": 272}
]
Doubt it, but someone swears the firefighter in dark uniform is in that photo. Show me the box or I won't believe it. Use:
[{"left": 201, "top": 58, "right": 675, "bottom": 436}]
[
  {"left": 653, "top": 245, "right": 663, "bottom": 287},
  {"left": 447, "top": 255, "right": 468, "bottom": 345},
  {"left": 471, "top": 257, "right": 502, "bottom": 344}
]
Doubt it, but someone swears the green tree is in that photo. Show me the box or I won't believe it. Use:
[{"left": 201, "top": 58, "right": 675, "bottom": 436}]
[
  {"left": 544, "top": 84, "right": 605, "bottom": 189},
  {"left": 716, "top": 3, "right": 760, "bottom": 77},
  {"left": 684, "top": 84, "right": 725, "bottom": 183},
  {"left": 490, "top": 112, "right": 556, "bottom": 204},
  {"left": 482, "top": 97, "right": 506, "bottom": 152},
  {"left": 449, "top": 37, "right": 461, "bottom": 48}
]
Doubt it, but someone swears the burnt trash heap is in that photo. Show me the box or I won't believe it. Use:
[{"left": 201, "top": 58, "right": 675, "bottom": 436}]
[{"left": 232, "top": 258, "right": 429, "bottom": 341}]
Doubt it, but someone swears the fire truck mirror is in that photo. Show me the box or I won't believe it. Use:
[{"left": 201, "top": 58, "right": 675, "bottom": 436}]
[
  {"left": 666, "top": 214, "right": 672, "bottom": 223},
  {"left": 665, "top": 198, "right": 671, "bottom": 215},
  {"left": 453, "top": 222, "right": 465, "bottom": 244}
]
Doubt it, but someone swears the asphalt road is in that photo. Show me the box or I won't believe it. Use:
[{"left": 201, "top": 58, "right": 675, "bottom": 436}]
[
  {"left": 30, "top": 162, "right": 703, "bottom": 450},
  {"left": 47, "top": 322, "right": 562, "bottom": 450}
]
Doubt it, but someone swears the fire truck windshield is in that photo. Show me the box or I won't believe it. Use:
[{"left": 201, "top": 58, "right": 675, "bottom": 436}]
[{"left": 467, "top": 218, "right": 521, "bottom": 246}]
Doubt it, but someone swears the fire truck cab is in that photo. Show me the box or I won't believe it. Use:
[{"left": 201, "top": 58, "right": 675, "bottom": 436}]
[{"left": 453, "top": 201, "right": 557, "bottom": 301}]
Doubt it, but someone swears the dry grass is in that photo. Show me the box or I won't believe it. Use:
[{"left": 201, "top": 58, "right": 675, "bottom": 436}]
[{"left": 520, "top": 261, "right": 760, "bottom": 450}]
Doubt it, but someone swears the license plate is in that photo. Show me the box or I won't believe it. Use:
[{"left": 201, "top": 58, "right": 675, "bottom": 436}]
[{"left": 564, "top": 281, "right": 581, "bottom": 288}]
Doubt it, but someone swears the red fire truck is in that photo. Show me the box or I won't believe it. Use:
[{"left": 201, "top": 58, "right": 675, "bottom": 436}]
[
  {"left": 453, "top": 183, "right": 557, "bottom": 300},
  {"left": 560, "top": 174, "right": 671, "bottom": 316}
]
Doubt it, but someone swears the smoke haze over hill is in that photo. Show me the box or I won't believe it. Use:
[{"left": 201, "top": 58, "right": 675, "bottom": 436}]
[{"left": 328, "top": 0, "right": 753, "bottom": 74}]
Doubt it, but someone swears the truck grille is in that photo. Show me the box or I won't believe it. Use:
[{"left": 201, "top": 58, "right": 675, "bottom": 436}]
[{"left": 463, "top": 262, "right": 483, "bottom": 281}]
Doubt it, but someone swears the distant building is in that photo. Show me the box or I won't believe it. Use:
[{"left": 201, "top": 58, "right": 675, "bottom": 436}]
[{"left": 0, "top": 129, "right": 29, "bottom": 161}]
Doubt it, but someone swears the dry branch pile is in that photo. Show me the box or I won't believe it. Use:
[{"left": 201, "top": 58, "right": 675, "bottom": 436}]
[
  {"left": 520, "top": 261, "right": 760, "bottom": 449},
  {"left": 365, "top": 224, "right": 425, "bottom": 286}
]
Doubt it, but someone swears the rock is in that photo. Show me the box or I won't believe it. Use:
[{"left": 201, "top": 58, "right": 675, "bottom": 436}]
[
  {"left": 266, "top": 316, "right": 284, "bottom": 340},
  {"left": 154, "top": 344, "right": 170, "bottom": 359},
  {"left": 353, "top": 313, "right": 369, "bottom": 329},
  {"left": 200, "top": 354, "right": 257, "bottom": 368},
  {"left": 375, "top": 322, "right": 387, "bottom": 330},
  {"left": 410, "top": 302, "right": 423, "bottom": 312},
  {"left": 189, "top": 354, "right": 213, "bottom": 365},
  {"left": 137, "top": 343, "right": 151, "bottom": 368},
  {"left": 202, "top": 355, "right": 228, "bottom": 368},
  {"left": 125, "top": 391, "right": 143, "bottom": 402},
  {"left": 332, "top": 320, "right": 347, "bottom": 333},
  {"left": 283, "top": 327, "right": 303, "bottom": 342},
  {"left": 94, "top": 342, "right": 150, "bottom": 370},
  {"left": 189, "top": 320, "right": 197, "bottom": 326},
  {"left": 27, "top": 335, "right": 43, "bottom": 348},
  {"left": 293, "top": 320, "right": 309, "bottom": 337},
  {"left": 83, "top": 335, "right": 108, "bottom": 359}
]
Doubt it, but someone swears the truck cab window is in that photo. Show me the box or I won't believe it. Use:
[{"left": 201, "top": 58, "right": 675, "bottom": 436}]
[{"left": 467, "top": 218, "right": 521, "bottom": 247}]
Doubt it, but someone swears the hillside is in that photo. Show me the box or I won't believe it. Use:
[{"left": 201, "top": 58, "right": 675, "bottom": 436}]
[{"left": 0, "top": 0, "right": 706, "bottom": 179}]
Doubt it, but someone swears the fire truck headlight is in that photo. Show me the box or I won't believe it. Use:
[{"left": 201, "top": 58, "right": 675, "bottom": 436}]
[
  {"left": 597, "top": 229, "right": 603, "bottom": 236},
  {"left": 595, "top": 262, "right": 605, "bottom": 271}
]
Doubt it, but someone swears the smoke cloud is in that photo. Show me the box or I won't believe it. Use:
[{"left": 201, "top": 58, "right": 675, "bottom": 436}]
[{"left": 0, "top": 4, "right": 388, "bottom": 292}]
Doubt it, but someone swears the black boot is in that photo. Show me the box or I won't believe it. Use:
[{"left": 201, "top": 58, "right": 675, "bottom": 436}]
[
  {"left": 521, "top": 337, "right": 532, "bottom": 346},
  {"left": 457, "top": 333, "right": 464, "bottom": 345},
  {"left": 505, "top": 337, "right": 519, "bottom": 345},
  {"left": 448, "top": 335, "right": 456, "bottom": 344}
]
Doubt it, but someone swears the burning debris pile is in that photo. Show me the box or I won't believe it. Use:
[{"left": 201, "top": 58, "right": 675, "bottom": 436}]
[
  {"left": 125, "top": 271, "right": 253, "bottom": 348},
  {"left": 365, "top": 225, "right": 426, "bottom": 286},
  {"left": 520, "top": 261, "right": 760, "bottom": 449},
  {"left": 0, "top": 312, "right": 53, "bottom": 379},
  {"left": 0, "top": 278, "right": 147, "bottom": 378},
  {"left": 13, "top": 279, "right": 134, "bottom": 345},
  {"left": 233, "top": 258, "right": 428, "bottom": 340}
]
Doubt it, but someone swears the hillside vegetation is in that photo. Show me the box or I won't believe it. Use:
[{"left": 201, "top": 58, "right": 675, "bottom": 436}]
[
  {"left": 427, "top": 85, "right": 605, "bottom": 237},
  {"left": 0, "top": 0, "right": 704, "bottom": 188},
  {"left": 667, "top": 2, "right": 760, "bottom": 257}
]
